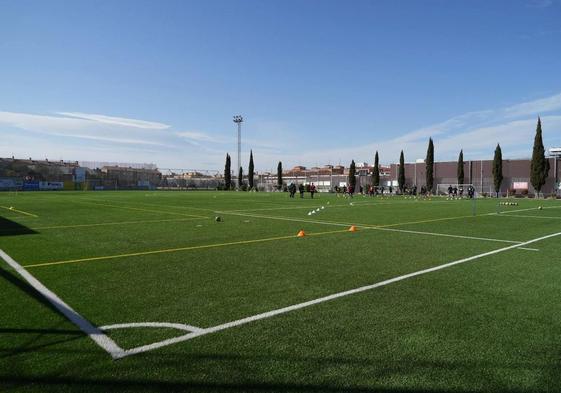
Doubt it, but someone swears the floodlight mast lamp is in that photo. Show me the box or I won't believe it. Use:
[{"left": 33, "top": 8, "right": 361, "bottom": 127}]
[{"left": 233, "top": 115, "right": 243, "bottom": 188}]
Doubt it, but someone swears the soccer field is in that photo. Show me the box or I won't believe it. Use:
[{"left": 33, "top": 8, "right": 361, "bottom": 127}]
[{"left": 1, "top": 190, "right": 561, "bottom": 392}]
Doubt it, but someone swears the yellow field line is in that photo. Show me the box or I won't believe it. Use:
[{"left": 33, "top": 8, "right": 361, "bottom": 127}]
[
  {"left": 30, "top": 217, "right": 207, "bottom": 230},
  {"left": 23, "top": 228, "right": 348, "bottom": 269},
  {"left": 0, "top": 206, "right": 38, "bottom": 218},
  {"left": 72, "top": 200, "right": 208, "bottom": 219}
]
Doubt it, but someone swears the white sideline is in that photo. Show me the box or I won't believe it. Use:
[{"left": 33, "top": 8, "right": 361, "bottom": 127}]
[
  {"left": 497, "top": 205, "right": 561, "bottom": 215},
  {"left": 496, "top": 214, "right": 561, "bottom": 220},
  {"left": 114, "top": 230, "right": 561, "bottom": 359},
  {"left": 100, "top": 322, "right": 203, "bottom": 332},
  {"left": 0, "top": 249, "right": 125, "bottom": 359}
]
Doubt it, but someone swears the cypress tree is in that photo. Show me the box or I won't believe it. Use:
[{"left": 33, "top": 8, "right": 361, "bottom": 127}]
[
  {"left": 224, "top": 153, "right": 231, "bottom": 190},
  {"left": 348, "top": 160, "right": 357, "bottom": 189},
  {"left": 238, "top": 166, "right": 244, "bottom": 189},
  {"left": 530, "top": 117, "right": 550, "bottom": 197},
  {"left": 372, "top": 151, "right": 380, "bottom": 187},
  {"left": 493, "top": 143, "right": 503, "bottom": 197},
  {"left": 398, "top": 150, "right": 405, "bottom": 192},
  {"left": 248, "top": 150, "right": 255, "bottom": 189},
  {"left": 457, "top": 150, "right": 464, "bottom": 185},
  {"left": 277, "top": 161, "right": 283, "bottom": 190},
  {"left": 425, "top": 138, "right": 434, "bottom": 193}
]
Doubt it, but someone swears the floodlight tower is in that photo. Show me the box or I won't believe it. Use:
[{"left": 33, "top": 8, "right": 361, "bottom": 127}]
[{"left": 233, "top": 115, "right": 243, "bottom": 181}]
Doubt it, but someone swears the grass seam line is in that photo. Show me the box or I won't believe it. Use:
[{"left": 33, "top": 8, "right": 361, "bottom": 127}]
[
  {"left": 71, "top": 200, "right": 208, "bottom": 219},
  {"left": 114, "top": 230, "right": 561, "bottom": 359},
  {"left": 217, "top": 211, "right": 527, "bottom": 245},
  {"left": 30, "top": 217, "right": 206, "bottom": 230},
  {"left": 0, "top": 249, "right": 125, "bottom": 359},
  {"left": 23, "top": 229, "right": 347, "bottom": 268}
]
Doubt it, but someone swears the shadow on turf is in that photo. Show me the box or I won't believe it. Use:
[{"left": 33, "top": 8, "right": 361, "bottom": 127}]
[
  {"left": 0, "top": 375, "right": 556, "bottom": 393},
  {"left": 1, "top": 351, "right": 559, "bottom": 393},
  {"left": 0, "top": 216, "right": 37, "bottom": 236},
  {"left": 0, "top": 267, "right": 85, "bottom": 359},
  {"left": 0, "top": 267, "right": 62, "bottom": 313}
]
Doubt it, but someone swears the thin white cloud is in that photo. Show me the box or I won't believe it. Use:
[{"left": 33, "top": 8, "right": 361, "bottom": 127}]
[
  {"left": 57, "top": 112, "right": 170, "bottom": 129},
  {"left": 2, "top": 92, "right": 561, "bottom": 170},
  {"left": 526, "top": 0, "right": 554, "bottom": 8},
  {"left": 176, "top": 130, "right": 230, "bottom": 144},
  {"left": 0, "top": 111, "right": 173, "bottom": 147},
  {"left": 503, "top": 93, "right": 561, "bottom": 118}
]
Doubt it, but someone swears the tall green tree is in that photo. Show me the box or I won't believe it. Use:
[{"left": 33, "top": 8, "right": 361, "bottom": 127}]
[
  {"left": 238, "top": 166, "right": 244, "bottom": 189},
  {"left": 248, "top": 150, "right": 255, "bottom": 189},
  {"left": 398, "top": 150, "right": 405, "bottom": 192},
  {"left": 224, "top": 153, "right": 231, "bottom": 190},
  {"left": 457, "top": 150, "right": 464, "bottom": 185},
  {"left": 425, "top": 138, "right": 434, "bottom": 192},
  {"left": 277, "top": 161, "right": 283, "bottom": 190},
  {"left": 530, "top": 117, "right": 550, "bottom": 197},
  {"left": 372, "top": 151, "right": 380, "bottom": 187},
  {"left": 348, "top": 160, "right": 357, "bottom": 190},
  {"left": 493, "top": 144, "right": 503, "bottom": 197}
]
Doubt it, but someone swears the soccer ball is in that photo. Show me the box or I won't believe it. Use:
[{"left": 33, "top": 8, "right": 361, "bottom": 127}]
[
  {"left": 215, "top": 216, "right": 222, "bottom": 222},
  {"left": 538, "top": 206, "right": 543, "bottom": 210}
]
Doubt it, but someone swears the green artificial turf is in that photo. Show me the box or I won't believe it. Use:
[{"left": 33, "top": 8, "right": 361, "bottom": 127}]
[{"left": 1, "top": 190, "right": 560, "bottom": 392}]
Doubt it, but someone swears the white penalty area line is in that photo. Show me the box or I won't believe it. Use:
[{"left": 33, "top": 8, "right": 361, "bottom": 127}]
[
  {"left": 0, "top": 249, "right": 125, "bottom": 359},
  {"left": 115, "top": 230, "right": 561, "bottom": 359}
]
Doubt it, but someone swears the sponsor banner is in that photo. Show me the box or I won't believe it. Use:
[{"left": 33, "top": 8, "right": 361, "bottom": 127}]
[
  {"left": 512, "top": 182, "right": 528, "bottom": 190},
  {"left": 0, "top": 179, "right": 17, "bottom": 189},
  {"left": 39, "top": 181, "right": 64, "bottom": 190},
  {"left": 23, "top": 181, "right": 40, "bottom": 191}
]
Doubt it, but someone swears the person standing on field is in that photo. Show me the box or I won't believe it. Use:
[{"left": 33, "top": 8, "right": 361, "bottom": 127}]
[
  {"left": 288, "top": 182, "right": 296, "bottom": 198},
  {"left": 299, "top": 183, "right": 305, "bottom": 198},
  {"left": 310, "top": 183, "right": 317, "bottom": 199}
]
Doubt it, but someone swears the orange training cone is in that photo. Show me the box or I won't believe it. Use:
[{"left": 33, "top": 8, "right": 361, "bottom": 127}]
[
  {"left": 297, "top": 230, "right": 306, "bottom": 237},
  {"left": 348, "top": 225, "right": 358, "bottom": 232}
]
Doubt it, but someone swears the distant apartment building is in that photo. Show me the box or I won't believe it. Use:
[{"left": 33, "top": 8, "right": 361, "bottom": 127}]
[{"left": 100, "top": 166, "right": 162, "bottom": 188}]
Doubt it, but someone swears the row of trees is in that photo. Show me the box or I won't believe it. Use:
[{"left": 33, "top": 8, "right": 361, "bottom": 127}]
[
  {"left": 224, "top": 151, "right": 255, "bottom": 190},
  {"left": 225, "top": 118, "right": 550, "bottom": 195},
  {"left": 223, "top": 150, "right": 285, "bottom": 191},
  {"left": 363, "top": 118, "right": 550, "bottom": 196}
]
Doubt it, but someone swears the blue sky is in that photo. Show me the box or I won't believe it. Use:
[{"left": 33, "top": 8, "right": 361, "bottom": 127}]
[{"left": 1, "top": 0, "right": 561, "bottom": 171}]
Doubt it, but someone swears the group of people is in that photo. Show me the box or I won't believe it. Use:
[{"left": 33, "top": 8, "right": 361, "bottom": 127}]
[
  {"left": 447, "top": 185, "right": 463, "bottom": 198},
  {"left": 334, "top": 185, "right": 355, "bottom": 197},
  {"left": 288, "top": 182, "right": 317, "bottom": 198},
  {"left": 447, "top": 185, "right": 476, "bottom": 199},
  {"left": 287, "top": 182, "right": 477, "bottom": 199}
]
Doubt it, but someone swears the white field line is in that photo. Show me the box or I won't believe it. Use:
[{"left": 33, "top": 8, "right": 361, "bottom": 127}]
[
  {"left": 496, "top": 205, "right": 561, "bottom": 215},
  {"left": 495, "top": 214, "right": 561, "bottom": 220},
  {"left": 217, "top": 211, "right": 530, "bottom": 248},
  {"left": 0, "top": 249, "right": 125, "bottom": 359},
  {"left": 219, "top": 199, "right": 458, "bottom": 213},
  {"left": 100, "top": 322, "right": 203, "bottom": 333},
  {"left": 115, "top": 230, "right": 561, "bottom": 359}
]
